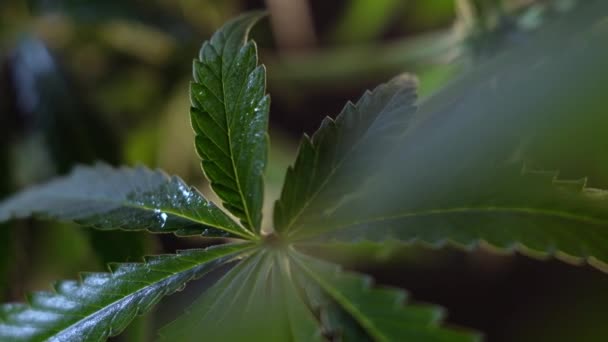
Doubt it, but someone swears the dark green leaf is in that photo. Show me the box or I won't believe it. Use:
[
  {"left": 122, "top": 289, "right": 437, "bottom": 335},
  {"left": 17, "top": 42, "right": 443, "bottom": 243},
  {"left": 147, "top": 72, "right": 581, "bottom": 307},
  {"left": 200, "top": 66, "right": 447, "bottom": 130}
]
[
  {"left": 161, "top": 244, "right": 475, "bottom": 341},
  {"left": 290, "top": 3, "right": 608, "bottom": 272},
  {"left": 0, "top": 164, "right": 252, "bottom": 239},
  {"left": 191, "top": 11, "right": 269, "bottom": 233},
  {"left": 311, "top": 168, "right": 608, "bottom": 271},
  {"left": 160, "top": 248, "right": 323, "bottom": 341},
  {"left": 274, "top": 74, "right": 418, "bottom": 235},
  {"left": 0, "top": 243, "right": 252, "bottom": 341},
  {"left": 291, "top": 251, "right": 478, "bottom": 342}
]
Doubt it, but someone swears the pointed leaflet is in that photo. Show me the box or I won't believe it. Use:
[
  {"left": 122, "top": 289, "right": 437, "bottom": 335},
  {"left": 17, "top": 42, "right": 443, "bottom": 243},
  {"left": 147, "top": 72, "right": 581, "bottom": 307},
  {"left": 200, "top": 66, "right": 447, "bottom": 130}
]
[
  {"left": 291, "top": 251, "right": 477, "bottom": 341},
  {"left": 162, "top": 247, "right": 475, "bottom": 341},
  {"left": 0, "top": 243, "right": 252, "bottom": 341},
  {"left": 0, "top": 164, "right": 251, "bottom": 239},
  {"left": 191, "top": 11, "right": 269, "bottom": 233},
  {"left": 306, "top": 167, "right": 608, "bottom": 272},
  {"left": 295, "top": 12, "right": 608, "bottom": 271},
  {"left": 274, "top": 74, "right": 417, "bottom": 235},
  {"left": 160, "top": 249, "right": 323, "bottom": 341}
]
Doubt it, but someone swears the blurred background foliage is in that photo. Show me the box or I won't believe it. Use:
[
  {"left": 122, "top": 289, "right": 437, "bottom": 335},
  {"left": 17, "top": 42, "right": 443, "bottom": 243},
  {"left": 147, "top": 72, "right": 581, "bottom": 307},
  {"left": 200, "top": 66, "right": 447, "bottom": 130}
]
[{"left": 1, "top": 0, "right": 606, "bottom": 341}]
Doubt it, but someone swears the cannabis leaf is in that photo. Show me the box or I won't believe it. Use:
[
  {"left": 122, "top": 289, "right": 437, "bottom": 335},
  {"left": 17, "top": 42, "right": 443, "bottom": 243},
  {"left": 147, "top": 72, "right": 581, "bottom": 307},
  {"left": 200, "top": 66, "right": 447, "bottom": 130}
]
[
  {"left": 292, "top": 252, "right": 478, "bottom": 341},
  {"left": 3, "top": 4, "right": 607, "bottom": 341},
  {"left": 191, "top": 11, "right": 269, "bottom": 233},
  {"left": 160, "top": 247, "right": 476, "bottom": 342},
  {"left": 0, "top": 243, "right": 252, "bottom": 341},
  {"left": 309, "top": 167, "right": 608, "bottom": 271},
  {"left": 274, "top": 74, "right": 417, "bottom": 235},
  {"left": 159, "top": 248, "right": 324, "bottom": 341},
  {"left": 0, "top": 164, "right": 251, "bottom": 239},
  {"left": 279, "top": 3, "right": 608, "bottom": 273}
]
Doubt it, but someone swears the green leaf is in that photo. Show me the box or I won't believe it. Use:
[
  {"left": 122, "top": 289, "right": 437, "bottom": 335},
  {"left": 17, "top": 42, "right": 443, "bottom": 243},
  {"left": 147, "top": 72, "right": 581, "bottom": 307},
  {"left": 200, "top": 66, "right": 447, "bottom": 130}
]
[
  {"left": 191, "top": 11, "right": 269, "bottom": 233},
  {"left": 161, "top": 244, "right": 474, "bottom": 341},
  {"left": 306, "top": 166, "right": 608, "bottom": 271},
  {"left": 0, "top": 243, "right": 252, "bottom": 341},
  {"left": 291, "top": 251, "right": 478, "bottom": 342},
  {"left": 274, "top": 74, "right": 418, "bottom": 235},
  {"left": 0, "top": 164, "right": 252, "bottom": 239},
  {"left": 160, "top": 248, "right": 323, "bottom": 341},
  {"left": 287, "top": 5, "right": 608, "bottom": 272}
]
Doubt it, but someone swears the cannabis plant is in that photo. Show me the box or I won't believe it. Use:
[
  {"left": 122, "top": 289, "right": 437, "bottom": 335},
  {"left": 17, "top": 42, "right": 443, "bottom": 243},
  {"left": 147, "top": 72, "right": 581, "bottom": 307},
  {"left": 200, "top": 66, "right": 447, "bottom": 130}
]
[{"left": 1, "top": 6, "right": 608, "bottom": 341}]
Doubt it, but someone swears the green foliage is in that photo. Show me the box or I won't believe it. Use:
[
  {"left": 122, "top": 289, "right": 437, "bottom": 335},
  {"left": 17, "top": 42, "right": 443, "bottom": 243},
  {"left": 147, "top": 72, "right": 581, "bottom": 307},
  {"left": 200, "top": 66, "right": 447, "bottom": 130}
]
[
  {"left": 191, "top": 11, "right": 269, "bottom": 233},
  {"left": 0, "top": 243, "right": 251, "bottom": 341},
  {"left": 274, "top": 73, "right": 417, "bottom": 235},
  {"left": 159, "top": 248, "right": 325, "bottom": 341},
  {"left": 1, "top": 4, "right": 608, "bottom": 341},
  {"left": 307, "top": 168, "right": 608, "bottom": 270},
  {"left": 292, "top": 252, "right": 476, "bottom": 341},
  {"left": 160, "top": 247, "right": 472, "bottom": 341},
  {"left": 0, "top": 164, "right": 250, "bottom": 239},
  {"left": 329, "top": 0, "right": 404, "bottom": 44}
]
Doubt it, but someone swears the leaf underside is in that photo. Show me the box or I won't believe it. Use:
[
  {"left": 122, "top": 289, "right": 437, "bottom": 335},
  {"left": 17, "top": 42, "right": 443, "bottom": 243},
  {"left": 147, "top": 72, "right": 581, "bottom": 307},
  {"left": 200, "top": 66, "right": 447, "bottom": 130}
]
[
  {"left": 274, "top": 73, "right": 418, "bottom": 236},
  {"left": 191, "top": 11, "right": 269, "bottom": 233},
  {"left": 0, "top": 243, "right": 252, "bottom": 342},
  {"left": 0, "top": 163, "right": 250, "bottom": 239},
  {"left": 160, "top": 248, "right": 477, "bottom": 342}
]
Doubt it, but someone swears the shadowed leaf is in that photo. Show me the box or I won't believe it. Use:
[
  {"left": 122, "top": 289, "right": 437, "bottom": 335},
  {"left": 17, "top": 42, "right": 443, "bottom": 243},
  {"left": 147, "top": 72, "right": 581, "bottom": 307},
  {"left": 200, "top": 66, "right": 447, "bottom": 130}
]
[
  {"left": 274, "top": 74, "right": 418, "bottom": 235},
  {"left": 160, "top": 249, "right": 323, "bottom": 341},
  {"left": 0, "top": 243, "right": 252, "bottom": 341},
  {"left": 0, "top": 164, "right": 251, "bottom": 239}
]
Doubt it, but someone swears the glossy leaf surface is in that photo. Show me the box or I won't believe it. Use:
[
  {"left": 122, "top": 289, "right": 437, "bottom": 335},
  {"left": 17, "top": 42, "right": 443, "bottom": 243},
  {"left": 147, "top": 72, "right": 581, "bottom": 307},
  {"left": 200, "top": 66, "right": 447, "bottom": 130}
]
[
  {"left": 0, "top": 243, "right": 252, "bottom": 341},
  {"left": 274, "top": 74, "right": 417, "bottom": 235},
  {"left": 0, "top": 164, "right": 251, "bottom": 239},
  {"left": 191, "top": 11, "right": 269, "bottom": 233}
]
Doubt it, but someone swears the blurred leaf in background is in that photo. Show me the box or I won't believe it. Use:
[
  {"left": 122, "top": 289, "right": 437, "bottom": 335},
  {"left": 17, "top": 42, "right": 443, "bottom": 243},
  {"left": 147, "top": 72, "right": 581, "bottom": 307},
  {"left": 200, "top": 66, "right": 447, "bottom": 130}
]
[
  {"left": 0, "top": 31, "right": 152, "bottom": 301},
  {"left": 329, "top": 0, "right": 406, "bottom": 44}
]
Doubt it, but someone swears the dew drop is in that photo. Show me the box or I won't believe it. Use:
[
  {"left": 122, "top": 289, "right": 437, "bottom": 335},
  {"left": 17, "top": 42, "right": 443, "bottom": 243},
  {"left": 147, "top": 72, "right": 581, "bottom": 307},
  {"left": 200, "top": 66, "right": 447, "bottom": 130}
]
[{"left": 154, "top": 209, "right": 168, "bottom": 228}]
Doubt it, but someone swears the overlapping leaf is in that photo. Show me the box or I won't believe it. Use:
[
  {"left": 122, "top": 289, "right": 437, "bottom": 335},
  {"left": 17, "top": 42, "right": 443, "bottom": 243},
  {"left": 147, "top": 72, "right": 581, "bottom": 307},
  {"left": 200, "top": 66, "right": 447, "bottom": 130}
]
[
  {"left": 291, "top": 251, "right": 478, "bottom": 342},
  {"left": 0, "top": 243, "right": 252, "bottom": 341},
  {"left": 2, "top": 4, "right": 608, "bottom": 341},
  {"left": 161, "top": 247, "right": 477, "bottom": 342},
  {"left": 274, "top": 74, "right": 418, "bottom": 235},
  {"left": 191, "top": 11, "right": 269, "bottom": 233},
  {"left": 286, "top": 4, "right": 608, "bottom": 272},
  {"left": 159, "top": 249, "right": 323, "bottom": 341},
  {"left": 310, "top": 168, "right": 608, "bottom": 271},
  {"left": 0, "top": 164, "right": 251, "bottom": 239}
]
